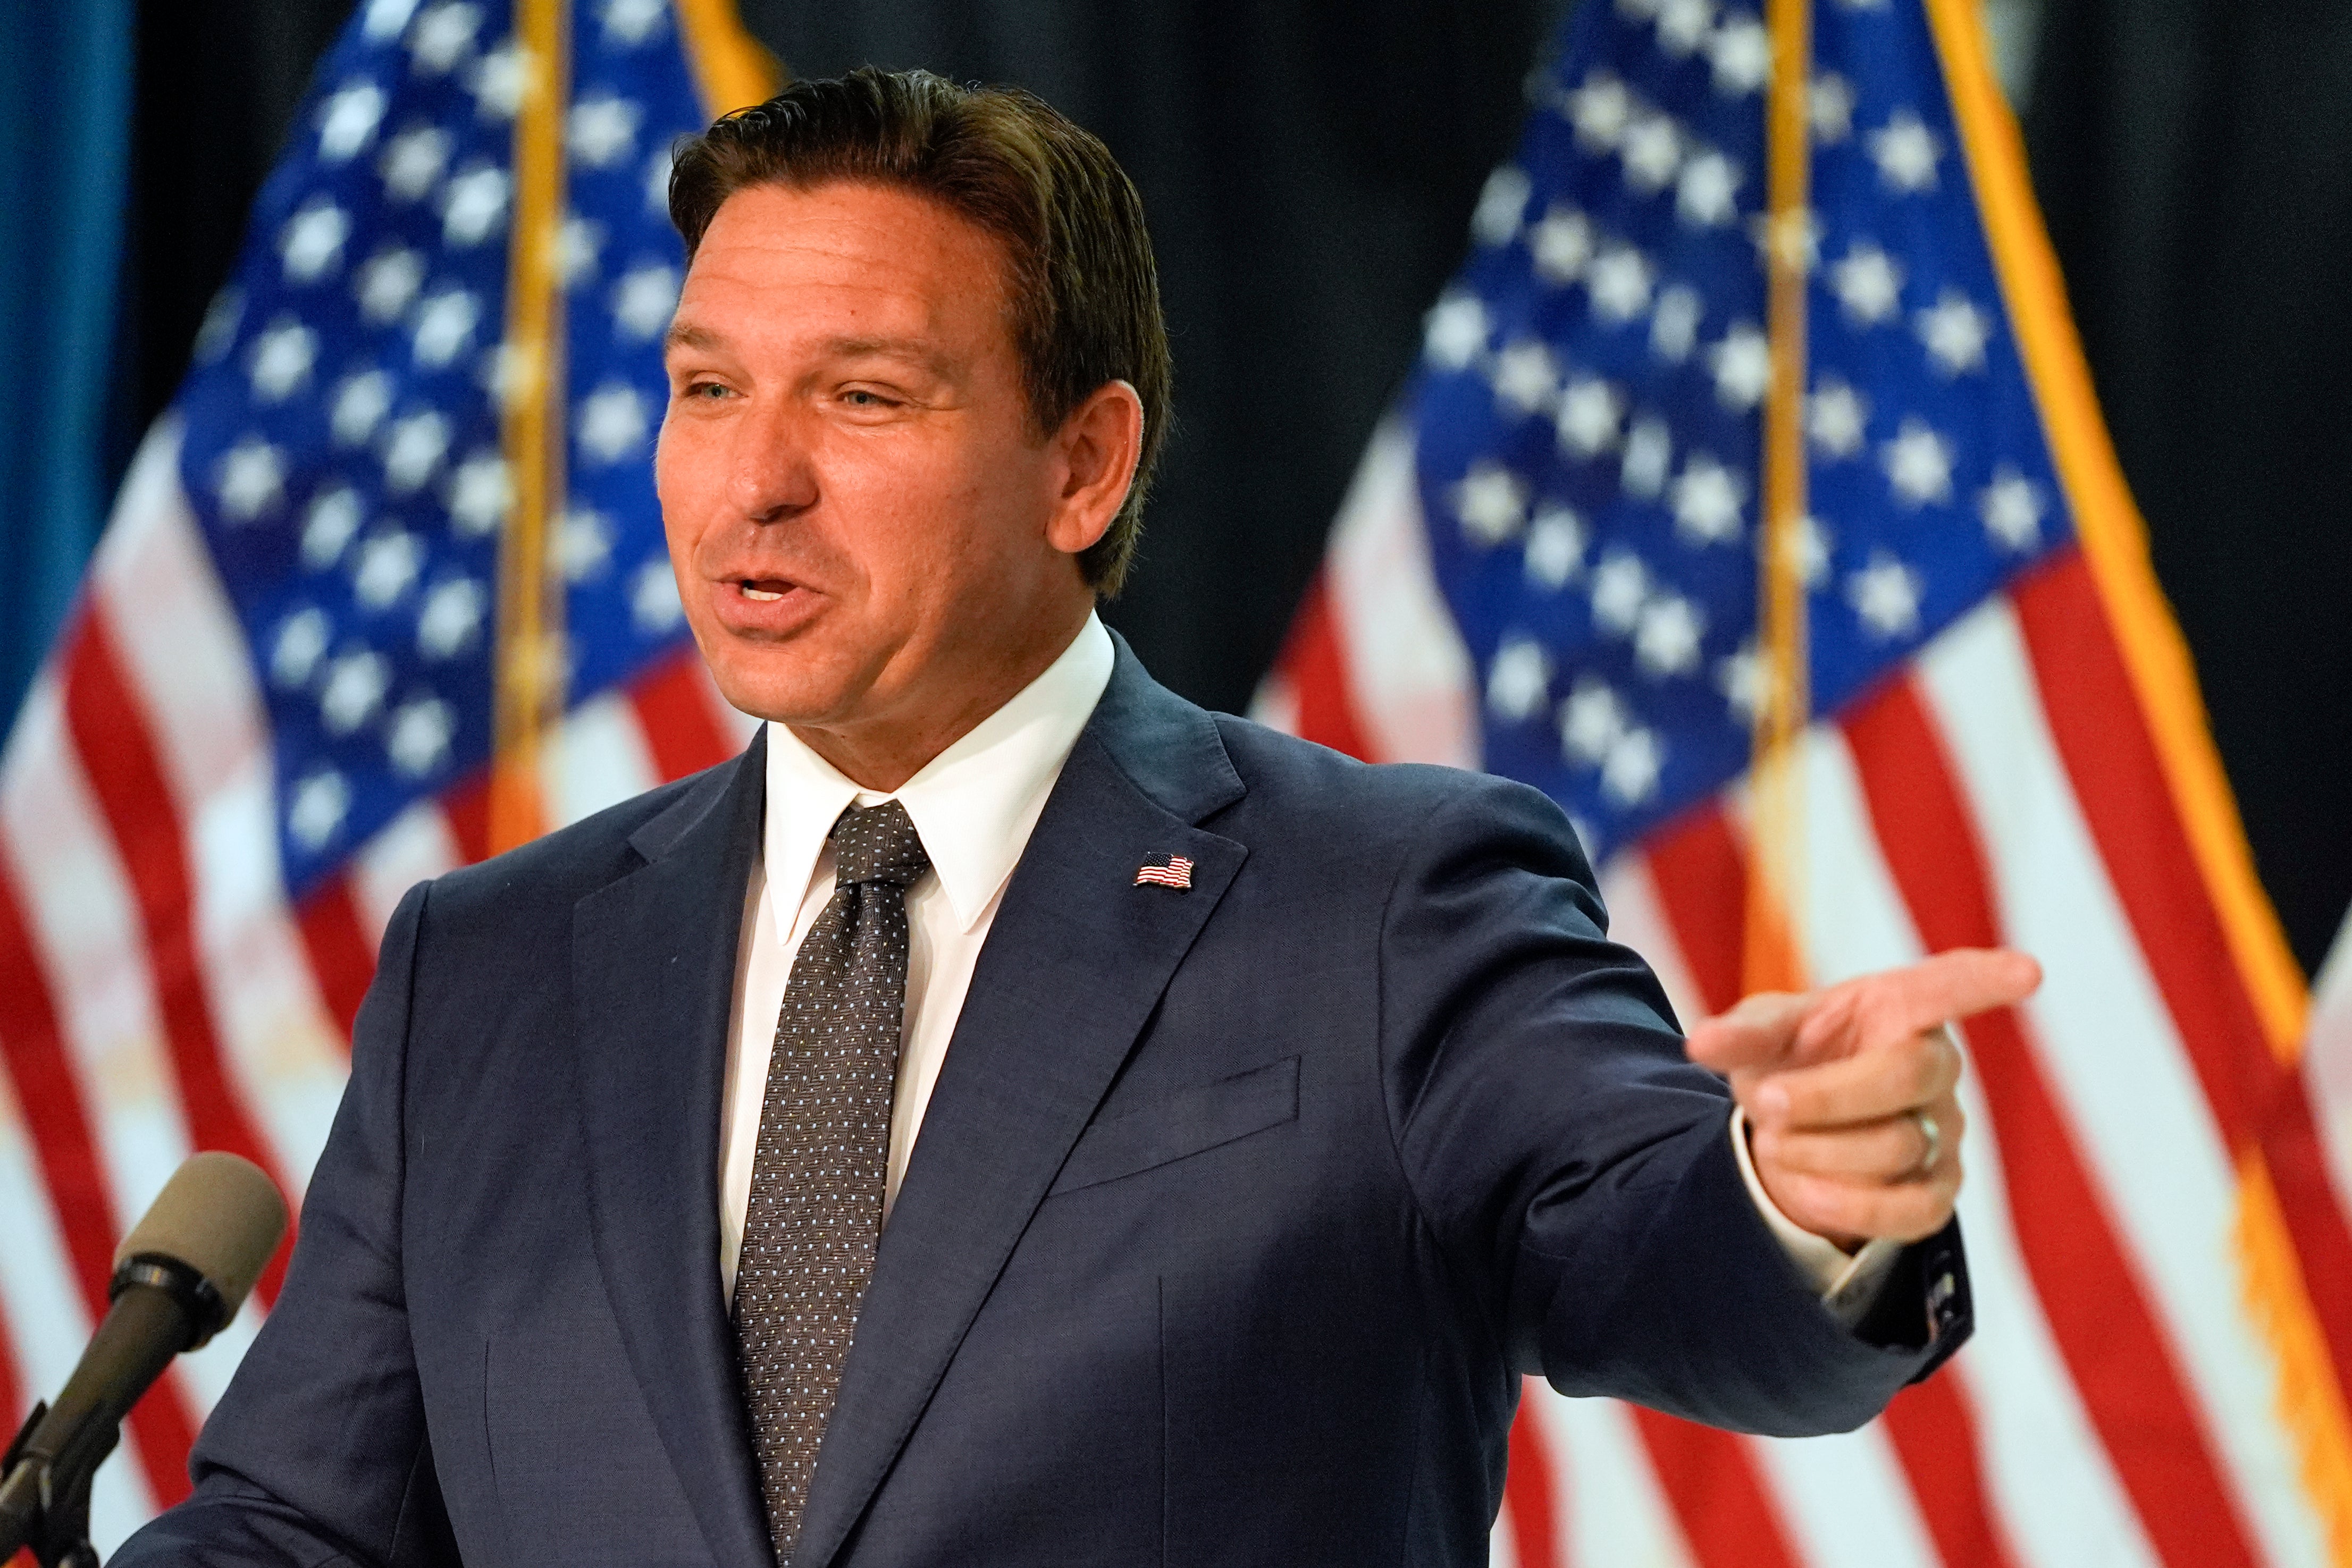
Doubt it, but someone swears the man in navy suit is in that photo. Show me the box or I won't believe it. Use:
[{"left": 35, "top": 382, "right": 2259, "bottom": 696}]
[{"left": 118, "top": 69, "right": 2034, "bottom": 1568}]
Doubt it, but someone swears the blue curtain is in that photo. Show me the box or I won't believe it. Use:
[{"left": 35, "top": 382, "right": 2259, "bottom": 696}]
[{"left": 0, "top": 0, "right": 135, "bottom": 738}]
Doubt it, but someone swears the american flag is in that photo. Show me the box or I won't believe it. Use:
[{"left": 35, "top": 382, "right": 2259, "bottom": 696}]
[
  {"left": 1135, "top": 856, "right": 1196, "bottom": 890},
  {"left": 1257, "top": 0, "right": 2352, "bottom": 1565},
  {"left": 0, "top": 0, "right": 768, "bottom": 1550}
]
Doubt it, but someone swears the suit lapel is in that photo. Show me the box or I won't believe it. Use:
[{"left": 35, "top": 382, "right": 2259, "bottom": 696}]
[
  {"left": 791, "top": 650, "right": 1248, "bottom": 1568},
  {"left": 573, "top": 734, "right": 773, "bottom": 1568}
]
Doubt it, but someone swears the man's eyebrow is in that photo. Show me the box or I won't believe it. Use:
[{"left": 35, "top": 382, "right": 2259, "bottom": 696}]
[
  {"left": 818, "top": 335, "right": 959, "bottom": 380},
  {"left": 663, "top": 320, "right": 727, "bottom": 356},
  {"left": 660, "top": 324, "right": 960, "bottom": 381}
]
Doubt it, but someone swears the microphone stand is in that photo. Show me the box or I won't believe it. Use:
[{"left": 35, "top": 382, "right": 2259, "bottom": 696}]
[
  {"left": 0, "top": 1398, "right": 103, "bottom": 1568},
  {"left": 0, "top": 1259, "right": 219, "bottom": 1568}
]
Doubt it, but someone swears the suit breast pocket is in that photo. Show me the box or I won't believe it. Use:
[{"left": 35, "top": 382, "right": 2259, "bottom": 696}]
[
  {"left": 483, "top": 1305, "right": 704, "bottom": 1566},
  {"left": 1047, "top": 1056, "right": 1299, "bottom": 1196}
]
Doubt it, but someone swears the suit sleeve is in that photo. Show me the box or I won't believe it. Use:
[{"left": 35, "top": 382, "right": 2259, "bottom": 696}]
[
  {"left": 110, "top": 881, "right": 458, "bottom": 1568},
  {"left": 1377, "top": 773, "right": 1970, "bottom": 1438}
]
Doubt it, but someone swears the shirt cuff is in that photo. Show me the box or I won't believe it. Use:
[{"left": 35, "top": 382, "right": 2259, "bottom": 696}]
[{"left": 1729, "top": 1105, "right": 1903, "bottom": 1328}]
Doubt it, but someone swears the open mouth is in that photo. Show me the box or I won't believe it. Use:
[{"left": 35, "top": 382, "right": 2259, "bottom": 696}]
[{"left": 737, "top": 577, "right": 794, "bottom": 602}]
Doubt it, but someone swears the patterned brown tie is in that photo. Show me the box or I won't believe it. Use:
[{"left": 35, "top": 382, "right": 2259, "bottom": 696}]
[{"left": 733, "top": 799, "right": 930, "bottom": 1564}]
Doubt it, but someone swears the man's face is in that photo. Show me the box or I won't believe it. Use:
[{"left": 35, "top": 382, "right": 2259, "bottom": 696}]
[{"left": 656, "top": 180, "right": 1094, "bottom": 753}]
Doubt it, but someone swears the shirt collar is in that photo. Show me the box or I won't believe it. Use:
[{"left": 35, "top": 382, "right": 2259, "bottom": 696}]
[{"left": 761, "top": 612, "right": 1116, "bottom": 935}]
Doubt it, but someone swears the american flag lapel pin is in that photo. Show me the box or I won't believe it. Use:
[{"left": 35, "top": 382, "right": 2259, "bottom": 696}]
[{"left": 1134, "top": 854, "right": 1194, "bottom": 890}]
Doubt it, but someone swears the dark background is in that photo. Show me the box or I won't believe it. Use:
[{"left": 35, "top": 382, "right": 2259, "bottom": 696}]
[
  {"left": 37, "top": 0, "right": 2352, "bottom": 974},
  {"left": 2025, "top": 0, "right": 2352, "bottom": 975}
]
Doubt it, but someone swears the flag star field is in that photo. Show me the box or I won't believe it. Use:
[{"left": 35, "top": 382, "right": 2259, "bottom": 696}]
[
  {"left": 175, "top": 0, "right": 708, "bottom": 900},
  {"left": 1413, "top": 0, "right": 2070, "bottom": 859}
]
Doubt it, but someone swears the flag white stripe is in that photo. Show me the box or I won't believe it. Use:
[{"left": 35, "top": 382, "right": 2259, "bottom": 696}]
[
  {"left": 1793, "top": 715, "right": 2163, "bottom": 1568},
  {"left": 1245, "top": 668, "right": 1300, "bottom": 737},
  {"left": 1916, "top": 601, "right": 2329, "bottom": 1568},
  {"left": 1948, "top": 1076, "right": 2164, "bottom": 1568},
  {"left": 2298, "top": 915, "right": 2352, "bottom": 1229},
  {"left": 1595, "top": 852, "right": 1708, "bottom": 1028},
  {"left": 1488, "top": 1491, "right": 1522, "bottom": 1568},
  {"left": 1713, "top": 749, "right": 1949, "bottom": 1568},
  {"left": 1614, "top": 815, "right": 1943, "bottom": 1568},
  {"left": 543, "top": 688, "right": 663, "bottom": 830},
  {"left": 0, "top": 1083, "right": 158, "bottom": 1554},
  {"left": 1525, "top": 1385, "right": 1697, "bottom": 1568},
  {"left": 172, "top": 1298, "right": 264, "bottom": 1421},
  {"left": 1323, "top": 420, "right": 1479, "bottom": 770},
  {"left": 93, "top": 439, "right": 345, "bottom": 1200},
  {"left": 349, "top": 800, "right": 464, "bottom": 949},
  {"left": 1748, "top": 1426, "right": 1941, "bottom": 1568},
  {"left": 0, "top": 679, "right": 198, "bottom": 1238}
]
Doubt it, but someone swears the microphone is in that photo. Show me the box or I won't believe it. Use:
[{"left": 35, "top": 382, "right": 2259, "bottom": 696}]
[{"left": 0, "top": 1152, "right": 289, "bottom": 1567}]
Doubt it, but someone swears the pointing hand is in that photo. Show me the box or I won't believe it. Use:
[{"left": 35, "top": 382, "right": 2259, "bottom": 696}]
[{"left": 1683, "top": 948, "right": 2042, "bottom": 1249}]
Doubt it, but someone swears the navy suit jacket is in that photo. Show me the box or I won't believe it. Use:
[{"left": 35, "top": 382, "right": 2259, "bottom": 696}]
[{"left": 117, "top": 643, "right": 1969, "bottom": 1568}]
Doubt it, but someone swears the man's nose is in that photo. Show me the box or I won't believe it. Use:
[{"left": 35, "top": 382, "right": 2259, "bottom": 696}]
[{"left": 725, "top": 399, "right": 819, "bottom": 524}]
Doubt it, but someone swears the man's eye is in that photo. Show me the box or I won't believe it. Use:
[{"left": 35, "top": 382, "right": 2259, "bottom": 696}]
[
  {"left": 843, "top": 390, "right": 894, "bottom": 408},
  {"left": 683, "top": 381, "right": 728, "bottom": 400}
]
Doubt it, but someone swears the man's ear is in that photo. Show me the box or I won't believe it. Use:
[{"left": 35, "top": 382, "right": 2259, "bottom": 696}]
[{"left": 1044, "top": 380, "right": 1145, "bottom": 558}]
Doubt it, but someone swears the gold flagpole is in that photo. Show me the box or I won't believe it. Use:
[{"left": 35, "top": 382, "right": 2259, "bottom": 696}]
[
  {"left": 674, "top": 0, "right": 782, "bottom": 116},
  {"left": 1744, "top": 0, "right": 1813, "bottom": 997},
  {"left": 489, "top": 0, "right": 570, "bottom": 855}
]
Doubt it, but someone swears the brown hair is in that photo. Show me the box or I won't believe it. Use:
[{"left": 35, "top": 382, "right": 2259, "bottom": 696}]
[{"left": 667, "top": 68, "right": 1170, "bottom": 595}]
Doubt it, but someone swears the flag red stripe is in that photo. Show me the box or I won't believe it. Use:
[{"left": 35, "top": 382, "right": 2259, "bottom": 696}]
[
  {"left": 2009, "top": 555, "right": 2272, "bottom": 1147},
  {"left": 1641, "top": 804, "right": 1750, "bottom": 1016},
  {"left": 1879, "top": 1375, "right": 2025, "bottom": 1568},
  {"left": 297, "top": 647, "right": 759, "bottom": 1055},
  {"left": 1842, "top": 672, "right": 2260, "bottom": 1568},
  {"left": 1279, "top": 575, "right": 1376, "bottom": 765},
  {"left": 299, "top": 648, "right": 737, "bottom": 1049},
  {"left": 296, "top": 876, "right": 377, "bottom": 1049},
  {"left": 0, "top": 872, "right": 200, "bottom": 1508},
  {"left": 441, "top": 774, "right": 491, "bottom": 866},
  {"left": 1629, "top": 1408, "right": 1801, "bottom": 1568},
  {"left": 1503, "top": 1381, "right": 1563, "bottom": 1568},
  {"left": 629, "top": 651, "right": 743, "bottom": 782},
  {"left": 58, "top": 611, "right": 297, "bottom": 1306},
  {"left": 2012, "top": 552, "right": 2352, "bottom": 1384},
  {"left": 1609, "top": 816, "right": 1809, "bottom": 1568},
  {"left": 2251, "top": 1069, "right": 2352, "bottom": 1355},
  {"left": 1641, "top": 791, "right": 2028, "bottom": 1568}
]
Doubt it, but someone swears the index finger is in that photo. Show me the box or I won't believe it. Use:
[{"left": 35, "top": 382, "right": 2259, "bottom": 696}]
[{"left": 1797, "top": 947, "right": 2040, "bottom": 1059}]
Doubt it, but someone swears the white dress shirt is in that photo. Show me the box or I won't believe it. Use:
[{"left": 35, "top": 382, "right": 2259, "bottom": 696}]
[
  {"left": 718, "top": 614, "right": 1117, "bottom": 1299},
  {"left": 715, "top": 611, "right": 1894, "bottom": 1317}
]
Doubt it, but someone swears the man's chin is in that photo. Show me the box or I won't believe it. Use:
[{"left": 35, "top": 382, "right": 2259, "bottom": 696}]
[{"left": 703, "top": 652, "right": 867, "bottom": 730}]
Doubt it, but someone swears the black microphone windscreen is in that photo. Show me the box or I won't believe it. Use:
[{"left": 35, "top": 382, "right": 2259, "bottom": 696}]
[{"left": 113, "top": 1152, "right": 289, "bottom": 1320}]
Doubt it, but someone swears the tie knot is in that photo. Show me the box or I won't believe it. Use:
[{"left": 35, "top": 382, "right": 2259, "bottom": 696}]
[{"left": 829, "top": 799, "right": 930, "bottom": 889}]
